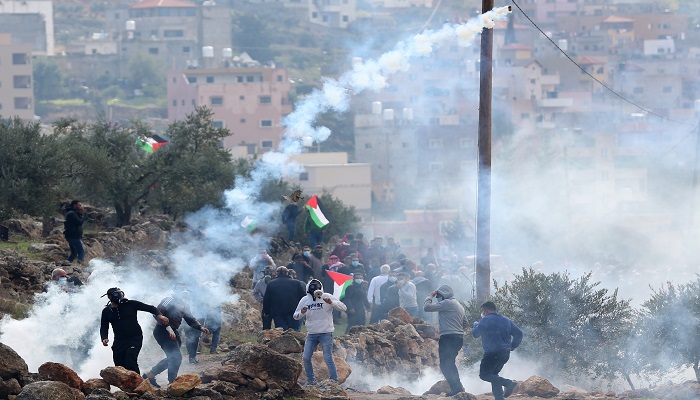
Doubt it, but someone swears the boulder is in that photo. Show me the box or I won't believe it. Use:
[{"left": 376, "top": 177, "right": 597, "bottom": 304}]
[
  {"left": 452, "top": 392, "right": 477, "bottom": 400},
  {"left": 81, "top": 379, "right": 110, "bottom": 395},
  {"left": 15, "top": 380, "right": 75, "bottom": 400},
  {"left": 314, "top": 379, "right": 347, "bottom": 397},
  {"left": 0, "top": 342, "right": 29, "bottom": 384},
  {"left": 187, "top": 382, "right": 224, "bottom": 400},
  {"left": 84, "top": 388, "right": 116, "bottom": 400},
  {"left": 377, "top": 385, "right": 412, "bottom": 395},
  {"left": 266, "top": 334, "right": 304, "bottom": 354},
  {"left": 200, "top": 365, "right": 249, "bottom": 385},
  {"left": 0, "top": 377, "right": 22, "bottom": 397},
  {"left": 423, "top": 379, "right": 451, "bottom": 395},
  {"left": 515, "top": 375, "right": 560, "bottom": 398},
  {"left": 98, "top": 366, "right": 142, "bottom": 393},
  {"left": 132, "top": 378, "right": 157, "bottom": 395},
  {"left": 166, "top": 373, "right": 201, "bottom": 397},
  {"left": 387, "top": 307, "right": 414, "bottom": 325},
  {"left": 38, "top": 362, "right": 84, "bottom": 390},
  {"left": 222, "top": 343, "right": 302, "bottom": 390}
]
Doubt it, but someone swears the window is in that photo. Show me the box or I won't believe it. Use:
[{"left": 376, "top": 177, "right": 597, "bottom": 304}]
[
  {"left": 212, "top": 121, "right": 224, "bottom": 128},
  {"left": 429, "top": 139, "right": 442, "bottom": 149},
  {"left": 259, "top": 95, "right": 271, "bottom": 104},
  {"left": 14, "top": 97, "right": 31, "bottom": 109},
  {"left": 261, "top": 140, "right": 273, "bottom": 148},
  {"left": 246, "top": 76, "right": 254, "bottom": 82},
  {"left": 148, "top": 47, "right": 159, "bottom": 55},
  {"left": 300, "top": 172, "right": 309, "bottom": 181},
  {"left": 260, "top": 120, "right": 273, "bottom": 127},
  {"left": 187, "top": 76, "right": 197, "bottom": 83},
  {"left": 662, "top": 86, "right": 672, "bottom": 93},
  {"left": 429, "top": 162, "right": 443, "bottom": 172},
  {"left": 183, "top": 46, "right": 190, "bottom": 53},
  {"left": 211, "top": 96, "right": 223, "bottom": 105},
  {"left": 342, "top": 15, "right": 348, "bottom": 22},
  {"left": 239, "top": 95, "right": 245, "bottom": 100},
  {"left": 460, "top": 138, "right": 473, "bottom": 148},
  {"left": 402, "top": 142, "right": 409, "bottom": 148},
  {"left": 181, "top": 99, "right": 185, "bottom": 106},
  {"left": 164, "top": 29, "right": 184, "bottom": 38},
  {"left": 237, "top": 76, "right": 244, "bottom": 83},
  {"left": 150, "top": 29, "right": 158, "bottom": 37},
  {"left": 521, "top": 113, "right": 530, "bottom": 119},
  {"left": 312, "top": 12, "right": 318, "bottom": 18},
  {"left": 323, "top": 15, "right": 329, "bottom": 22},
  {"left": 277, "top": 75, "right": 283, "bottom": 82},
  {"left": 240, "top": 118, "right": 246, "bottom": 123},
  {"left": 191, "top": 99, "right": 196, "bottom": 106},
  {"left": 365, "top": 143, "right": 372, "bottom": 149},
  {"left": 12, "top": 53, "right": 28, "bottom": 65},
  {"left": 172, "top": 77, "right": 177, "bottom": 83},
  {"left": 206, "top": 76, "right": 214, "bottom": 83},
  {"left": 172, "top": 100, "right": 177, "bottom": 106}
]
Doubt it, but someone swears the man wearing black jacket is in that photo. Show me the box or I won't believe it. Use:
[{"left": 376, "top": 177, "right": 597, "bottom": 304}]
[
  {"left": 64, "top": 200, "right": 86, "bottom": 265},
  {"left": 100, "top": 288, "right": 169, "bottom": 374},
  {"left": 142, "top": 291, "right": 210, "bottom": 387},
  {"left": 262, "top": 266, "right": 306, "bottom": 331},
  {"left": 343, "top": 272, "right": 370, "bottom": 333}
]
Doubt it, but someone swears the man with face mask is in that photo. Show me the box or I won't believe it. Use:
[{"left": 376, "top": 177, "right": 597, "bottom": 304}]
[
  {"left": 342, "top": 272, "right": 370, "bottom": 333},
  {"left": 100, "top": 288, "right": 169, "bottom": 374},
  {"left": 293, "top": 279, "right": 347, "bottom": 386},
  {"left": 379, "top": 270, "right": 400, "bottom": 315},
  {"left": 46, "top": 268, "right": 83, "bottom": 291},
  {"left": 472, "top": 301, "right": 522, "bottom": 400},
  {"left": 287, "top": 253, "right": 315, "bottom": 283},
  {"left": 423, "top": 285, "right": 469, "bottom": 397},
  {"left": 308, "top": 245, "right": 324, "bottom": 278}
]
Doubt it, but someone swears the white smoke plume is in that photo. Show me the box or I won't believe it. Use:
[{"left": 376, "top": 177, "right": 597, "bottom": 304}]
[{"left": 0, "top": 6, "right": 509, "bottom": 380}]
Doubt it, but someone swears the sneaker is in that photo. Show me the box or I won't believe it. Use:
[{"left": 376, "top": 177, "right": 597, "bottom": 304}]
[
  {"left": 142, "top": 373, "right": 160, "bottom": 388},
  {"left": 210, "top": 349, "right": 219, "bottom": 354},
  {"left": 302, "top": 381, "right": 317, "bottom": 389},
  {"left": 189, "top": 358, "right": 199, "bottom": 364},
  {"left": 504, "top": 380, "right": 518, "bottom": 397},
  {"left": 445, "top": 388, "right": 464, "bottom": 397}
]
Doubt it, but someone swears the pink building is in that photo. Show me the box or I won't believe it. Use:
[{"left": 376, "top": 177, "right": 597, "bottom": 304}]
[{"left": 167, "top": 66, "right": 292, "bottom": 153}]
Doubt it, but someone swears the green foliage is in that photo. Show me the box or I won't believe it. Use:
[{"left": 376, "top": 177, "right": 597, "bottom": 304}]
[
  {"left": 232, "top": 13, "right": 275, "bottom": 64},
  {"left": 491, "top": 268, "right": 635, "bottom": 382},
  {"left": 635, "top": 280, "right": 700, "bottom": 382},
  {"left": 0, "top": 118, "right": 67, "bottom": 221},
  {"left": 126, "top": 53, "right": 166, "bottom": 97},
  {"left": 33, "top": 56, "right": 65, "bottom": 101}
]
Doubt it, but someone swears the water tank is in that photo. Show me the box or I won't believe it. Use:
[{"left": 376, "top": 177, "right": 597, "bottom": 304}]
[
  {"left": 403, "top": 108, "right": 413, "bottom": 121},
  {"left": 222, "top": 48, "right": 233, "bottom": 59},
  {"left": 558, "top": 39, "right": 568, "bottom": 51},
  {"left": 302, "top": 136, "right": 314, "bottom": 147},
  {"left": 371, "top": 101, "right": 382, "bottom": 115},
  {"left": 202, "top": 46, "right": 214, "bottom": 58},
  {"left": 125, "top": 20, "right": 136, "bottom": 31},
  {"left": 382, "top": 108, "right": 395, "bottom": 121}
]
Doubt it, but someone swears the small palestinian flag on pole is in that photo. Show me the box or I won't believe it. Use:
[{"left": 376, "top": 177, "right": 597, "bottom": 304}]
[
  {"left": 305, "top": 195, "right": 329, "bottom": 228},
  {"left": 136, "top": 136, "right": 168, "bottom": 153},
  {"left": 326, "top": 270, "right": 353, "bottom": 300}
]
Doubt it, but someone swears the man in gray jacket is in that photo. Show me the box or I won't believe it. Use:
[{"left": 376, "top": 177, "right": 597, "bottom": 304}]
[{"left": 423, "top": 285, "right": 468, "bottom": 397}]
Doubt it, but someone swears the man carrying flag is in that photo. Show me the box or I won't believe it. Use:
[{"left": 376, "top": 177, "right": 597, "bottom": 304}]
[
  {"left": 304, "top": 195, "right": 329, "bottom": 247},
  {"left": 293, "top": 279, "right": 347, "bottom": 386}
]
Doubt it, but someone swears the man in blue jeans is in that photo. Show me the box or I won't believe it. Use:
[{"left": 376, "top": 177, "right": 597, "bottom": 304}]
[
  {"left": 472, "top": 301, "right": 523, "bottom": 400},
  {"left": 293, "top": 279, "right": 347, "bottom": 386}
]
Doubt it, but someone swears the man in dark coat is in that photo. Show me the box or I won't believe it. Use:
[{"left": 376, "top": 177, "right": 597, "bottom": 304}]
[
  {"left": 63, "top": 200, "right": 85, "bottom": 265},
  {"left": 343, "top": 272, "right": 370, "bottom": 333},
  {"left": 262, "top": 266, "right": 307, "bottom": 331},
  {"left": 287, "top": 253, "right": 315, "bottom": 283},
  {"left": 380, "top": 270, "right": 400, "bottom": 314},
  {"left": 282, "top": 202, "right": 301, "bottom": 241}
]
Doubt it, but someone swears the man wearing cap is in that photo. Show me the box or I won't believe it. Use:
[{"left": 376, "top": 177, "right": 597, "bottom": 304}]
[
  {"left": 100, "top": 288, "right": 169, "bottom": 374},
  {"left": 262, "top": 266, "right": 307, "bottom": 331}
]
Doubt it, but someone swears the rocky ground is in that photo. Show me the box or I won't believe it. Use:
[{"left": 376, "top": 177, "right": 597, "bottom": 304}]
[{"left": 1, "top": 213, "right": 700, "bottom": 399}]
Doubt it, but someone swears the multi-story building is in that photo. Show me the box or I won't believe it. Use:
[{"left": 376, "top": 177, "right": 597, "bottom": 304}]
[
  {"left": 308, "top": 0, "right": 357, "bottom": 29},
  {"left": 286, "top": 152, "right": 372, "bottom": 218},
  {"left": 0, "top": 0, "right": 54, "bottom": 55},
  {"left": 167, "top": 64, "right": 292, "bottom": 153},
  {"left": 0, "top": 34, "right": 34, "bottom": 120}
]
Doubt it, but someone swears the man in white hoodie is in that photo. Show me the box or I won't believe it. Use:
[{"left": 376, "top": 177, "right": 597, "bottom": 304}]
[{"left": 293, "top": 279, "right": 347, "bottom": 385}]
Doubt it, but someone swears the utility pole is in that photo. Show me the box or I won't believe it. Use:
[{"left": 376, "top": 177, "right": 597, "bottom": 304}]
[{"left": 475, "top": 0, "right": 495, "bottom": 304}]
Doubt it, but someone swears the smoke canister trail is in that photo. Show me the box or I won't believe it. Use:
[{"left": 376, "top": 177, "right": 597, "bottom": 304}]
[{"left": 282, "top": 6, "right": 511, "bottom": 147}]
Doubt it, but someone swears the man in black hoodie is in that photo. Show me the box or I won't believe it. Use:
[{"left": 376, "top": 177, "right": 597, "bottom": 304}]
[
  {"left": 263, "top": 266, "right": 307, "bottom": 331},
  {"left": 63, "top": 200, "right": 85, "bottom": 265},
  {"left": 100, "top": 288, "right": 169, "bottom": 374}
]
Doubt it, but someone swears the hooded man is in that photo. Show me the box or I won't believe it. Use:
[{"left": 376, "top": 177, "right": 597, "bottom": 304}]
[
  {"left": 63, "top": 200, "right": 85, "bottom": 265},
  {"left": 100, "top": 288, "right": 169, "bottom": 374},
  {"left": 423, "top": 285, "right": 469, "bottom": 397},
  {"left": 472, "top": 301, "right": 522, "bottom": 400},
  {"left": 263, "top": 266, "right": 307, "bottom": 331},
  {"left": 293, "top": 279, "right": 347, "bottom": 386}
]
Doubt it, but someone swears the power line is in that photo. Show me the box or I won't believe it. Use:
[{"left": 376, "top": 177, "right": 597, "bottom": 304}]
[{"left": 509, "top": 0, "right": 699, "bottom": 128}]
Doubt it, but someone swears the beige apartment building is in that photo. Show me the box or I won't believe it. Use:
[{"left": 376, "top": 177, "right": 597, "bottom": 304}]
[
  {"left": 286, "top": 152, "right": 372, "bottom": 218},
  {"left": 0, "top": 0, "right": 54, "bottom": 55},
  {"left": 167, "top": 66, "right": 292, "bottom": 153},
  {"left": 0, "top": 35, "right": 34, "bottom": 120}
]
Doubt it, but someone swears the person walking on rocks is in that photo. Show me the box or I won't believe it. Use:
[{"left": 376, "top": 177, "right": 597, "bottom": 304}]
[
  {"left": 293, "top": 279, "right": 347, "bottom": 386},
  {"left": 63, "top": 200, "right": 86, "bottom": 265},
  {"left": 141, "top": 290, "right": 210, "bottom": 387},
  {"left": 423, "top": 285, "right": 469, "bottom": 397},
  {"left": 472, "top": 301, "right": 522, "bottom": 400},
  {"left": 100, "top": 288, "right": 169, "bottom": 374}
]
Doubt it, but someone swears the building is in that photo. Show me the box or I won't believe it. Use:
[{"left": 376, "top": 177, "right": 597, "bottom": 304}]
[
  {"left": 286, "top": 152, "right": 372, "bottom": 218},
  {"left": 0, "top": 34, "right": 34, "bottom": 120},
  {"left": 308, "top": 0, "right": 357, "bottom": 29},
  {"left": 167, "top": 64, "right": 292, "bottom": 153},
  {"left": 0, "top": 0, "right": 54, "bottom": 55}
]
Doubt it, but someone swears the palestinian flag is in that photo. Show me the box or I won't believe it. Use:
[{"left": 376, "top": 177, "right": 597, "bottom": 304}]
[
  {"left": 305, "top": 195, "right": 329, "bottom": 228},
  {"left": 240, "top": 216, "right": 256, "bottom": 232},
  {"left": 326, "top": 270, "right": 353, "bottom": 300},
  {"left": 136, "top": 136, "right": 168, "bottom": 153}
]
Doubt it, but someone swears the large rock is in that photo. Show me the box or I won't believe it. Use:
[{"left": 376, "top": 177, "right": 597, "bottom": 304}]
[
  {"left": 15, "top": 380, "right": 75, "bottom": 400},
  {"left": 377, "top": 385, "right": 412, "bottom": 395},
  {"left": 266, "top": 334, "right": 304, "bottom": 354},
  {"left": 84, "top": 388, "right": 116, "bottom": 400},
  {"left": 81, "top": 379, "right": 110, "bottom": 395},
  {"left": 200, "top": 365, "right": 248, "bottom": 385},
  {"left": 166, "top": 373, "right": 201, "bottom": 397},
  {"left": 0, "top": 342, "right": 29, "bottom": 384},
  {"left": 0, "top": 377, "right": 22, "bottom": 397},
  {"left": 222, "top": 343, "right": 302, "bottom": 390},
  {"left": 515, "top": 375, "right": 560, "bottom": 398},
  {"left": 132, "top": 378, "right": 157, "bottom": 395},
  {"left": 38, "top": 362, "right": 84, "bottom": 390},
  {"left": 423, "top": 379, "right": 451, "bottom": 395},
  {"left": 98, "top": 366, "right": 142, "bottom": 393},
  {"left": 387, "top": 307, "right": 413, "bottom": 325}
]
